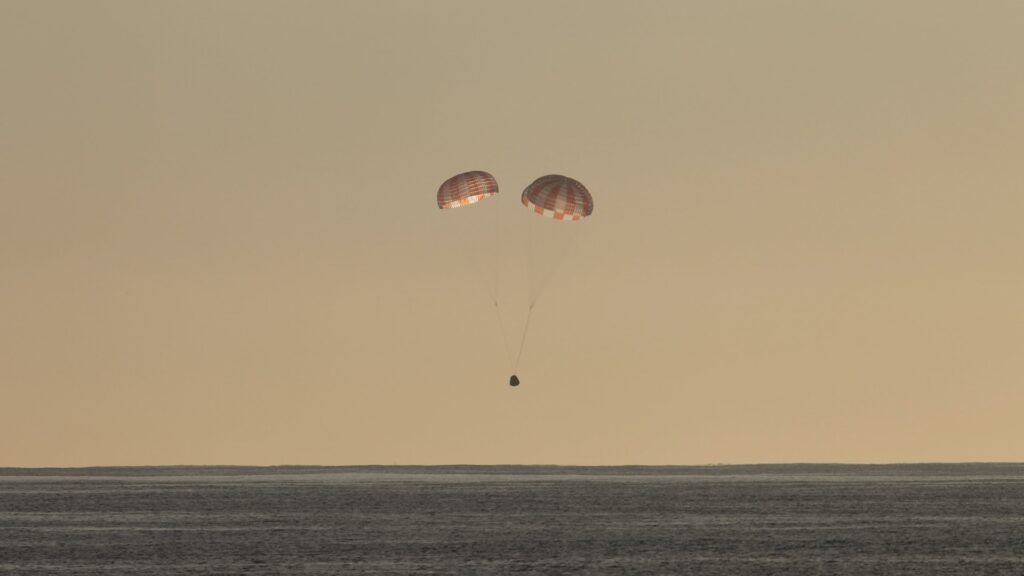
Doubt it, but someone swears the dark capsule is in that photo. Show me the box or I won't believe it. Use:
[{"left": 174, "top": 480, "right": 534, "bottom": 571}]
[{"left": 509, "top": 374, "right": 520, "bottom": 387}]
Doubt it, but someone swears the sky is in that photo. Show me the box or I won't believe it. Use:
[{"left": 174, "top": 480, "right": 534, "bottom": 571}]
[{"left": 2, "top": 1, "right": 1023, "bottom": 467}]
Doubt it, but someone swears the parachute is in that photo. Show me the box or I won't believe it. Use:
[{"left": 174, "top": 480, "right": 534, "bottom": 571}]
[
  {"left": 513, "top": 176, "right": 593, "bottom": 381},
  {"left": 437, "top": 171, "right": 594, "bottom": 387},
  {"left": 436, "top": 171, "right": 503, "bottom": 308},
  {"left": 437, "top": 171, "right": 499, "bottom": 210},
  {"left": 521, "top": 174, "right": 594, "bottom": 221}
]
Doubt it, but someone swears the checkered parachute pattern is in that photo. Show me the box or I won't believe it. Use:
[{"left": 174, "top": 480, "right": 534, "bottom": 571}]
[
  {"left": 521, "top": 175, "right": 593, "bottom": 221},
  {"left": 437, "top": 171, "right": 499, "bottom": 209}
]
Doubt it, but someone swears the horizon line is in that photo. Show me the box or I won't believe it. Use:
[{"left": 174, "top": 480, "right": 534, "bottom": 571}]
[{"left": 4, "top": 461, "right": 1024, "bottom": 472}]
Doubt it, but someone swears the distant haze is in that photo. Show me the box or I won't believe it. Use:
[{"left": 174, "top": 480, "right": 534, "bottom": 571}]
[{"left": 2, "top": 1, "right": 1023, "bottom": 466}]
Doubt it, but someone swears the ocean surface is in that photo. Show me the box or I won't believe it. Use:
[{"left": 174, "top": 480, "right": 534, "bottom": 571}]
[{"left": 2, "top": 464, "right": 1023, "bottom": 575}]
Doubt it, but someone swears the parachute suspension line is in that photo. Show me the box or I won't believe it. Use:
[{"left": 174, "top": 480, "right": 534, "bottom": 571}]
[
  {"left": 513, "top": 303, "right": 535, "bottom": 372},
  {"left": 488, "top": 193, "right": 514, "bottom": 371},
  {"left": 512, "top": 205, "right": 536, "bottom": 373},
  {"left": 491, "top": 192, "right": 502, "bottom": 303},
  {"left": 482, "top": 194, "right": 501, "bottom": 305},
  {"left": 493, "top": 299, "right": 514, "bottom": 373}
]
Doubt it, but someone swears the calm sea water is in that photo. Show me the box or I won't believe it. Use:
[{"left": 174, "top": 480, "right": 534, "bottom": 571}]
[{"left": 2, "top": 464, "right": 1023, "bottom": 575}]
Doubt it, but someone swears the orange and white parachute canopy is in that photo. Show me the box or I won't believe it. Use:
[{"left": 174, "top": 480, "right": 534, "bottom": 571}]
[
  {"left": 521, "top": 175, "right": 593, "bottom": 221},
  {"left": 437, "top": 171, "right": 499, "bottom": 209}
]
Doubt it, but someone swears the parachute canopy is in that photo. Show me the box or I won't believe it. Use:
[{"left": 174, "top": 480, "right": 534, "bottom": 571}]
[
  {"left": 521, "top": 175, "right": 593, "bottom": 221},
  {"left": 437, "top": 171, "right": 499, "bottom": 209}
]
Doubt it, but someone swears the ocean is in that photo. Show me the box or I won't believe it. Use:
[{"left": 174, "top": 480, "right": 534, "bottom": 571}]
[{"left": 2, "top": 464, "right": 1023, "bottom": 575}]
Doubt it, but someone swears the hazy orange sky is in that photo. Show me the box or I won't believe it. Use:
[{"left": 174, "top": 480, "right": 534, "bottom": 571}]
[{"left": 3, "top": 1, "right": 1023, "bottom": 467}]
